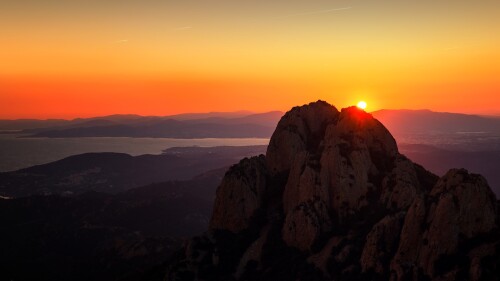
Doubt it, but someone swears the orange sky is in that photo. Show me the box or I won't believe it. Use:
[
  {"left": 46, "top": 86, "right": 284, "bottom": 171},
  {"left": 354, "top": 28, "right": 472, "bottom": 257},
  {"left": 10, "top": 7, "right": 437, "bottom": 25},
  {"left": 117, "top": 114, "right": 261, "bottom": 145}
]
[{"left": 1, "top": 0, "right": 499, "bottom": 119}]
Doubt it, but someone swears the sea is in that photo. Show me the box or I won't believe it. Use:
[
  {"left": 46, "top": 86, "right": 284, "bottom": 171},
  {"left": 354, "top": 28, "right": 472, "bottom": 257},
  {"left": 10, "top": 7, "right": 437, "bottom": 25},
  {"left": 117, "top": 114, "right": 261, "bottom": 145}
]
[
  {"left": 2, "top": 132, "right": 499, "bottom": 173},
  {"left": 0, "top": 134, "right": 270, "bottom": 172}
]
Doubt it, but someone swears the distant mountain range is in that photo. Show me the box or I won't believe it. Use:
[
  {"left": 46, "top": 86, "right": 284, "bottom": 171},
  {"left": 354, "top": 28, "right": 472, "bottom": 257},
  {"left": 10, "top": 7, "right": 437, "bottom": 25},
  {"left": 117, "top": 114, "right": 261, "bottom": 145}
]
[
  {"left": 372, "top": 109, "right": 500, "bottom": 134},
  {"left": 2, "top": 109, "right": 500, "bottom": 139},
  {"left": 0, "top": 112, "right": 254, "bottom": 130},
  {"left": 0, "top": 111, "right": 283, "bottom": 138}
]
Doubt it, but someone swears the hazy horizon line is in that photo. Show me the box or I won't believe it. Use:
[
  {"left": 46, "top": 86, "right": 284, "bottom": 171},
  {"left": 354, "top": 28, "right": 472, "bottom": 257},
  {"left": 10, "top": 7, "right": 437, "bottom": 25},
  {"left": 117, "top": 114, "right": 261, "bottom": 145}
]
[{"left": 2, "top": 108, "right": 500, "bottom": 121}]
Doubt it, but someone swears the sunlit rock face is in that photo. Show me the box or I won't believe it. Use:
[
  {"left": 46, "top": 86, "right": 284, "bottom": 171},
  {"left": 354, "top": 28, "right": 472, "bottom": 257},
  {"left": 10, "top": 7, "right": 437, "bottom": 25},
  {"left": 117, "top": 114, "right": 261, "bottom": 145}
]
[
  {"left": 209, "top": 155, "right": 268, "bottom": 233},
  {"left": 277, "top": 104, "right": 407, "bottom": 251},
  {"left": 266, "top": 100, "right": 339, "bottom": 176},
  {"left": 166, "top": 101, "right": 499, "bottom": 281}
]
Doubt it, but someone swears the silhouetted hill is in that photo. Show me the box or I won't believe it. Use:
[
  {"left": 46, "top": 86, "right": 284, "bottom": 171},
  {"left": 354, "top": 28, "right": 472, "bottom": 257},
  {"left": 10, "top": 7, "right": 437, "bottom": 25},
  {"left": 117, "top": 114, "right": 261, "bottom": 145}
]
[
  {"left": 0, "top": 146, "right": 267, "bottom": 198},
  {"left": 0, "top": 168, "right": 226, "bottom": 281}
]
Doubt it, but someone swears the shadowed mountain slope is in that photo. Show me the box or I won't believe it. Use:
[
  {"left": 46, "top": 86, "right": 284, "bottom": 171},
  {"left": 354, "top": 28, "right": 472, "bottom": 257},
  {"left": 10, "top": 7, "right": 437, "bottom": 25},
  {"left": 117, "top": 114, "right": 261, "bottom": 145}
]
[
  {"left": 0, "top": 146, "right": 267, "bottom": 198},
  {"left": 0, "top": 167, "right": 227, "bottom": 281}
]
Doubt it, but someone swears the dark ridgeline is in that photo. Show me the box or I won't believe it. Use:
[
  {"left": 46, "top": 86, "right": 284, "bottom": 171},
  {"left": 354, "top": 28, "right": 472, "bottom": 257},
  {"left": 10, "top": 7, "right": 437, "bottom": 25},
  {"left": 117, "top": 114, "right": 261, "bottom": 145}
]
[
  {"left": 0, "top": 146, "right": 269, "bottom": 281},
  {"left": 0, "top": 146, "right": 268, "bottom": 198},
  {"left": 0, "top": 168, "right": 226, "bottom": 281},
  {"left": 166, "top": 101, "right": 499, "bottom": 281}
]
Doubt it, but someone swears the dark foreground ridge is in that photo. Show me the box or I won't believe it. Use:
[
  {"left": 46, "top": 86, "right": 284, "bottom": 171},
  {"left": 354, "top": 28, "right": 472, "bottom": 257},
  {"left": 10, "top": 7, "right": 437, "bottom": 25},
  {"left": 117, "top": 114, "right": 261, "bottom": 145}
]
[{"left": 166, "top": 101, "right": 500, "bottom": 281}]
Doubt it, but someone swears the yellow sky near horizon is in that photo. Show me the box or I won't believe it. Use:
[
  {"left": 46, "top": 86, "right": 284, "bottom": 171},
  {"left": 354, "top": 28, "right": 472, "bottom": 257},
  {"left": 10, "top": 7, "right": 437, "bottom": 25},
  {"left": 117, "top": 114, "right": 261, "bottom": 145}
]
[{"left": 1, "top": 0, "right": 499, "bottom": 118}]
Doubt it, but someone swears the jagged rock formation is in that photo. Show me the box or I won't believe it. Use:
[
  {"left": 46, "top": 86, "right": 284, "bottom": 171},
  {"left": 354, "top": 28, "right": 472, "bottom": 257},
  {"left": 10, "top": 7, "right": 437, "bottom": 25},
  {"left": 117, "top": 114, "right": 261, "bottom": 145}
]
[
  {"left": 391, "top": 169, "right": 498, "bottom": 280},
  {"left": 210, "top": 155, "right": 268, "bottom": 233},
  {"left": 166, "top": 101, "right": 499, "bottom": 281}
]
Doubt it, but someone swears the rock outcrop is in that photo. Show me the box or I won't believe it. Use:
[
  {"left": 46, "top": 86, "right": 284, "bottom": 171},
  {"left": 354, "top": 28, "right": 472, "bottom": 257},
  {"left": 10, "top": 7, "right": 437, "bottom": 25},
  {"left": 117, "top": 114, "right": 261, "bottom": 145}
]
[
  {"left": 166, "top": 101, "right": 499, "bottom": 281},
  {"left": 209, "top": 155, "right": 268, "bottom": 233},
  {"left": 361, "top": 212, "right": 406, "bottom": 275},
  {"left": 390, "top": 169, "right": 498, "bottom": 280}
]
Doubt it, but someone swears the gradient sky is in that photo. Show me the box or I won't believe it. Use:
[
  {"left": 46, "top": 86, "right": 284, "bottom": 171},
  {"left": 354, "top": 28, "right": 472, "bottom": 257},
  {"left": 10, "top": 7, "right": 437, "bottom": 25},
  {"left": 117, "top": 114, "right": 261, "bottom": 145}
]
[{"left": 1, "top": 0, "right": 499, "bottom": 118}]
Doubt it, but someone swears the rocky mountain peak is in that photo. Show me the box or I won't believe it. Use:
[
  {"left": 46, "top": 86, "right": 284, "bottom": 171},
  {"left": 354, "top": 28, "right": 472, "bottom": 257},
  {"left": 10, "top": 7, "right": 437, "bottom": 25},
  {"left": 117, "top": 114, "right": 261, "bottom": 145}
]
[
  {"left": 167, "top": 101, "right": 499, "bottom": 281},
  {"left": 266, "top": 100, "right": 339, "bottom": 176}
]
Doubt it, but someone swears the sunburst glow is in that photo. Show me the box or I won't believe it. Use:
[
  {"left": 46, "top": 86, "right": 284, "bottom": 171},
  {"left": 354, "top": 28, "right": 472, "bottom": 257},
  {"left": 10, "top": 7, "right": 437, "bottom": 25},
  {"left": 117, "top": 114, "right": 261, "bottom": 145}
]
[{"left": 357, "top": 101, "right": 367, "bottom": 110}]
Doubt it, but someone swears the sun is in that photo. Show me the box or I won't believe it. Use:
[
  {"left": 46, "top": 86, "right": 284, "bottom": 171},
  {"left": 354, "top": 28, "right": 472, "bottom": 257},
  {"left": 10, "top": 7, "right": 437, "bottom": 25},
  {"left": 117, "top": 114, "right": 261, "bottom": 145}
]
[{"left": 357, "top": 101, "right": 367, "bottom": 110}]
